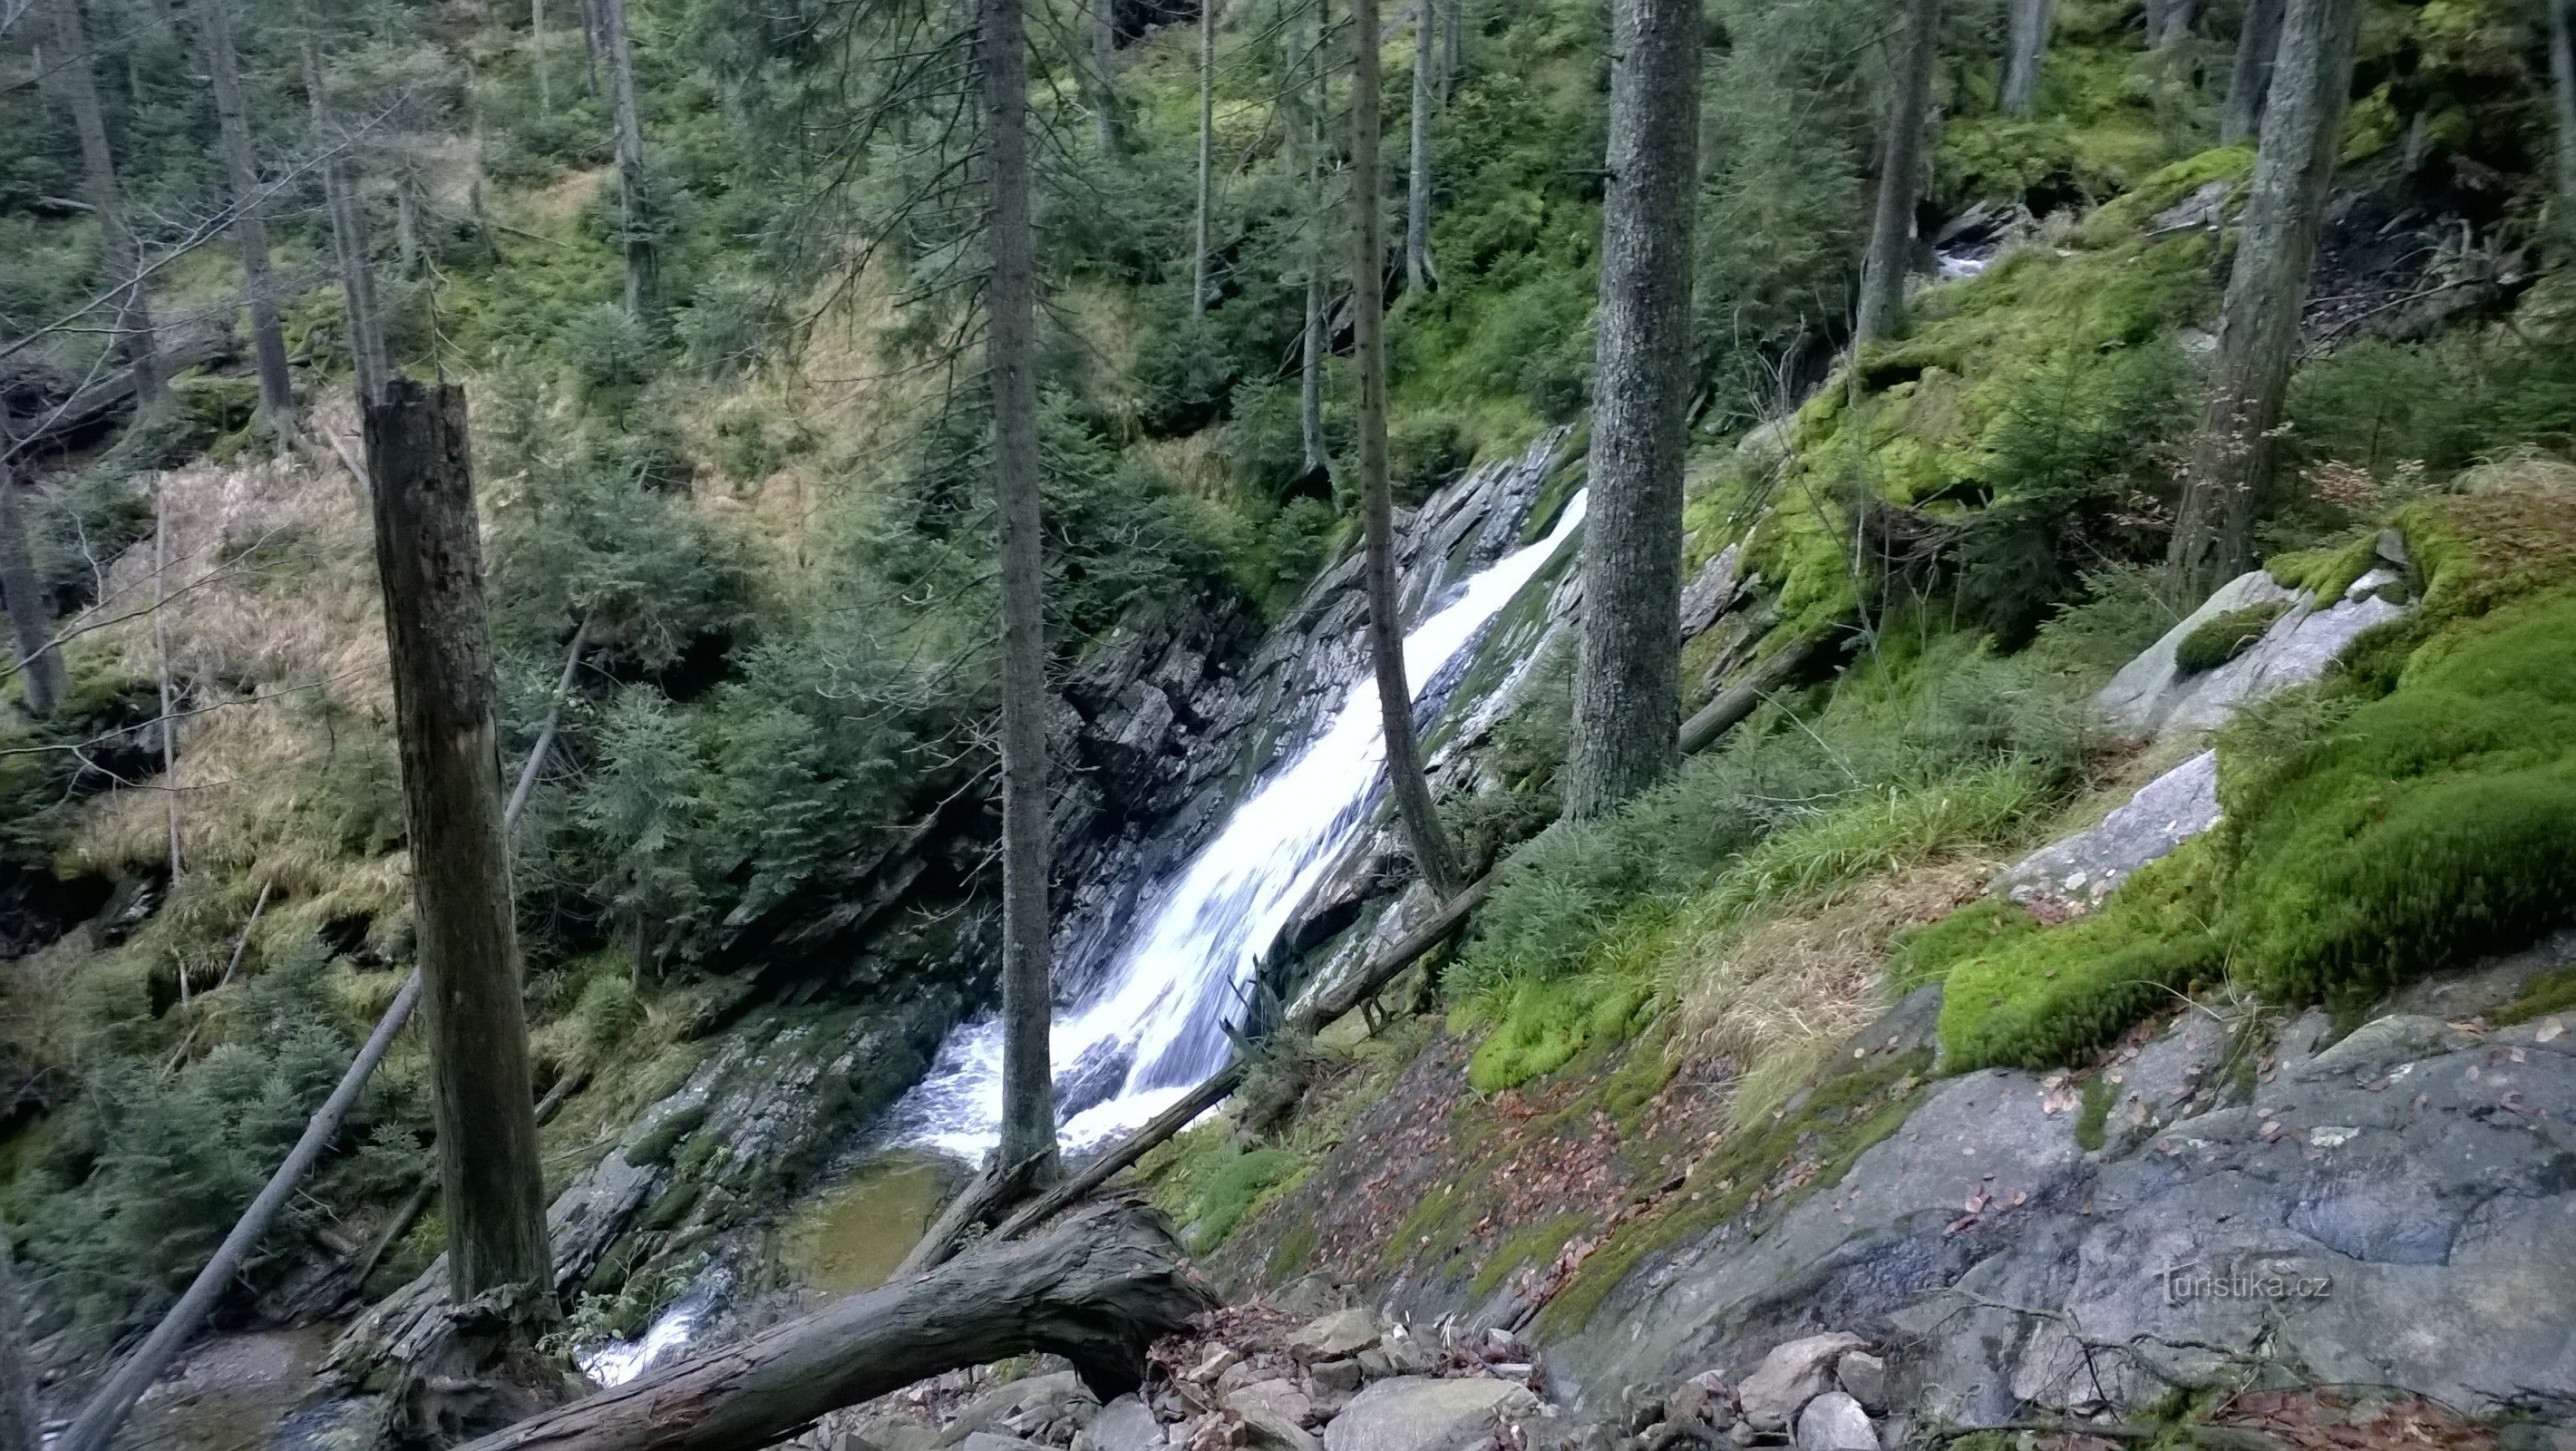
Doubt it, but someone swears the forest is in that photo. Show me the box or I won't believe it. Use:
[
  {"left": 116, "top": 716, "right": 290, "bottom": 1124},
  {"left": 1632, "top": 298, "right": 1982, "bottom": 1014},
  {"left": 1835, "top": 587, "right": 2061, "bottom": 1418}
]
[{"left": 4, "top": 0, "right": 2576, "bottom": 1444}]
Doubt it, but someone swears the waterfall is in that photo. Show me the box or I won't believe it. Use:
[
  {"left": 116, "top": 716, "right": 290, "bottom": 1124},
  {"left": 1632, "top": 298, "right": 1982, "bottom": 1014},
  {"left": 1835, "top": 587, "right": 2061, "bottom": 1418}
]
[{"left": 889, "top": 490, "right": 1589, "bottom": 1164}]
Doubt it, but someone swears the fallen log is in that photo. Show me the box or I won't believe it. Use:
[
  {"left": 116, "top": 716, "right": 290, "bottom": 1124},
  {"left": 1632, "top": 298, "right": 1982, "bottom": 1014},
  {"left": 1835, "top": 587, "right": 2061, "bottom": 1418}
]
[
  {"left": 458, "top": 1202, "right": 1213, "bottom": 1451},
  {"left": 1677, "top": 631, "right": 1831, "bottom": 756}
]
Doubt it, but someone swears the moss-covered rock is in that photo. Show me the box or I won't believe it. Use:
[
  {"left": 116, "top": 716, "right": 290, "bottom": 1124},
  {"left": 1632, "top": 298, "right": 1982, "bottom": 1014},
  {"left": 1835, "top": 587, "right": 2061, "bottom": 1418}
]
[{"left": 2172, "top": 601, "right": 2289, "bottom": 674}]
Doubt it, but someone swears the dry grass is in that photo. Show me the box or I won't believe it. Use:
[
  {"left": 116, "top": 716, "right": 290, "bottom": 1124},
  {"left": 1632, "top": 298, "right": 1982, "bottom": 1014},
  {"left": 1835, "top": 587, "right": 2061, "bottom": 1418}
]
[{"left": 1672, "top": 856, "right": 1993, "bottom": 1128}]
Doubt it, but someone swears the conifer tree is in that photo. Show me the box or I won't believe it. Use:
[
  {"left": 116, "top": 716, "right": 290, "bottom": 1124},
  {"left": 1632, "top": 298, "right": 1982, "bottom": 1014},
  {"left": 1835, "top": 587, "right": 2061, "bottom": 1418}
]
[{"left": 195, "top": 0, "right": 297, "bottom": 437}]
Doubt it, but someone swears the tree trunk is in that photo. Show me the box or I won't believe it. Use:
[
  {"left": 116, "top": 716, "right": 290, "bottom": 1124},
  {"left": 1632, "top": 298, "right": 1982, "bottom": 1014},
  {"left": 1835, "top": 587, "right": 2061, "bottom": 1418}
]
[
  {"left": 534, "top": 0, "right": 553, "bottom": 116},
  {"left": 1351, "top": 0, "right": 1464, "bottom": 899},
  {"left": 52, "top": 972, "right": 427, "bottom": 1451},
  {"left": 1302, "top": 272, "right": 1328, "bottom": 474},
  {"left": 456, "top": 1205, "right": 1210, "bottom": 1451},
  {"left": 2169, "top": 0, "right": 2358, "bottom": 594},
  {"left": 1855, "top": 0, "right": 1941, "bottom": 346},
  {"left": 196, "top": 0, "right": 296, "bottom": 439},
  {"left": 2551, "top": 0, "right": 2576, "bottom": 242},
  {"left": 42, "top": 0, "right": 168, "bottom": 417},
  {"left": 0, "top": 1217, "right": 43, "bottom": 1451},
  {"left": 1564, "top": 0, "right": 1698, "bottom": 820},
  {"left": 153, "top": 478, "right": 183, "bottom": 882},
  {"left": 603, "top": 0, "right": 654, "bottom": 318},
  {"left": 2142, "top": 0, "right": 2195, "bottom": 47},
  {"left": 984, "top": 0, "right": 1064, "bottom": 1195},
  {"left": 1300, "top": 0, "right": 1331, "bottom": 477},
  {"left": 0, "top": 463, "right": 67, "bottom": 720},
  {"left": 1089, "top": 0, "right": 1124, "bottom": 150},
  {"left": 305, "top": 34, "right": 391, "bottom": 405},
  {"left": 2001, "top": 0, "right": 2055, "bottom": 116},
  {"left": 363, "top": 381, "right": 554, "bottom": 1324},
  {"left": 1441, "top": 0, "right": 1461, "bottom": 101},
  {"left": 1405, "top": 0, "right": 1437, "bottom": 294},
  {"left": 1192, "top": 0, "right": 1220, "bottom": 313},
  {"left": 2221, "top": 0, "right": 2284, "bottom": 145}
]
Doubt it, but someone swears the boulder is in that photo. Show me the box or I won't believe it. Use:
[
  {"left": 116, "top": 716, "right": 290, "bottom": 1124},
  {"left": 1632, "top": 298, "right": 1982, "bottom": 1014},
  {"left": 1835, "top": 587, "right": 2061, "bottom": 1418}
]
[
  {"left": 1832, "top": 1356, "right": 1885, "bottom": 1413},
  {"left": 1321, "top": 1378, "right": 1542, "bottom": 1451},
  {"left": 1224, "top": 1379, "right": 1316, "bottom": 1429},
  {"left": 1076, "top": 1397, "right": 1165, "bottom": 1451},
  {"left": 1794, "top": 1395, "right": 1876, "bottom": 1451},
  {"left": 1292, "top": 1309, "right": 1382, "bottom": 1359},
  {"left": 2094, "top": 570, "right": 2409, "bottom": 741},
  {"left": 1735, "top": 1335, "right": 1865, "bottom": 1430},
  {"left": 1313, "top": 1360, "right": 1366, "bottom": 1396},
  {"left": 960, "top": 1436, "right": 1055, "bottom": 1451},
  {"left": 1990, "top": 750, "right": 2219, "bottom": 917},
  {"left": 939, "top": 1373, "right": 1099, "bottom": 1446}
]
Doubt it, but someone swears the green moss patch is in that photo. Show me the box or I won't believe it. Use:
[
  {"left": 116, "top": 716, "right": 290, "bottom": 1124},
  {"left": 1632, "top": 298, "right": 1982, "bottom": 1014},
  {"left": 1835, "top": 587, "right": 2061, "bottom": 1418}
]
[{"left": 2173, "top": 602, "right": 2290, "bottom": 674}]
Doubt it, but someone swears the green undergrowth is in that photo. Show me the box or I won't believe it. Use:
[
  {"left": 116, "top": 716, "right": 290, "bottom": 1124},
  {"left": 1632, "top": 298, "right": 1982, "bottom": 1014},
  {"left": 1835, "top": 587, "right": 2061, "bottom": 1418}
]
[{"left": 1137, "top": 1125, "right": 1316, "bottom": 1253}]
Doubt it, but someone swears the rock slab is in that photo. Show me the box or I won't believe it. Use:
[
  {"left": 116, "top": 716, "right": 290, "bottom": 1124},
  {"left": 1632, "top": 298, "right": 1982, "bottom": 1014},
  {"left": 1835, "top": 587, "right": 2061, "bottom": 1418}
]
[
  {"left": 1736, "top": 1334, "right": 1866, "bottom": 1430},
  {"left": 1794, "top": 1394, "right": 1877, "bottom": 1451},
  {"left": 1322, "top": 1378, "right": 1542, "bottom": 1451}
]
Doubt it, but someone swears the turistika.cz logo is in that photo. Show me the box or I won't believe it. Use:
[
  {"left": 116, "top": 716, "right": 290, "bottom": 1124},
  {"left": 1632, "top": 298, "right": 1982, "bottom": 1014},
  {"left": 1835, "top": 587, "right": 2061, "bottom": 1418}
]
[{"left": 2156, "top": 1261, "right": 2333, "bottom": 1305}]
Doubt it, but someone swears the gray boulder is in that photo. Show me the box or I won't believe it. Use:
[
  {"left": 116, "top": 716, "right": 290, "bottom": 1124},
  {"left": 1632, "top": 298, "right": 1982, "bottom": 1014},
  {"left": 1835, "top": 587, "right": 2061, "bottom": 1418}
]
[
  {"left": 1794, "top": 1394, "right": 1877, "bottom": 1451},
  {"left": 2094, "top": 569, "right": 2408, "bottom": 740},
  {"left": 1293, "top": 1309, "right": 1383, "bottom": 1359},
  {"left": 1735, "top": 1334, "right": 1866, "bottom": 1430},
  {"left": 1075, "top": 1397, "right": 1164, "bottom": 1451},
  {"left": 1832, "top": 1355, "right": 1886, "bottom": 1413},
  {"left": 939, "top": 1373, "right": 1099, "bottom": 1446},
  {"left": 1992, "top": 750, "right": 2219, "bottom": 916},
  {"left": 1322, "top": 1378, "right": 1542, "bottom": 1451},
  {"left": 959, "top": 1436, "right": 1055, "bottom": 1451}
]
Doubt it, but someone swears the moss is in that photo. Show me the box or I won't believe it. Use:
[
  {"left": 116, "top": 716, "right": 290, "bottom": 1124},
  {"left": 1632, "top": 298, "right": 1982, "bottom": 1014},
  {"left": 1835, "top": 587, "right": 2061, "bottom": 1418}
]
[
  {"left": 2075, "top": 147, "right": 2256, "bottom": 249},
  {"left": 1470, "top": 1211, "right": 1590, "bottom": 1298},
  {"left": 1889, "top": 899, "right": 2043, "bottom": 991},
  {"left": 2265, "top": 532, "right": 2383, "bottom": 600},
  {"left": 1463, "top": 972, "right": 1657, "bottom": 1093},
  {"left": 2074, "top": 1075, "right": 2113, "bottom": 1152},
  {"left": 2494, "top": 966, "right": 2576, "bottom": 1027},
  {"left": 1135, "top": 1119, "right": 1314, "bottom": 1253},
  {"left": 2173, "top": 602, "right": 2289, "bottom": 674},
  {"left": 624, "top": 1103, "right": 708, "bottom": 1168}
]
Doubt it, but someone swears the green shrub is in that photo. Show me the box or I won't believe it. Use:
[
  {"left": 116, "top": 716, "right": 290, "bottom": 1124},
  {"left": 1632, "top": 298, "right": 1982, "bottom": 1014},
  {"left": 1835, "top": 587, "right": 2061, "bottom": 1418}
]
[{"left": 2173, "top": 602, "right": 2289, "bottom": 674}]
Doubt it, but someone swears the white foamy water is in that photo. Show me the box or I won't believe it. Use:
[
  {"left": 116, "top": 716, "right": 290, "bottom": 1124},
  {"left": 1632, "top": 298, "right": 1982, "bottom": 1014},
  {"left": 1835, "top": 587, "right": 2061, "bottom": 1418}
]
[{"left": 890, "top": 490, "right": 1589, "bottom": 1164}]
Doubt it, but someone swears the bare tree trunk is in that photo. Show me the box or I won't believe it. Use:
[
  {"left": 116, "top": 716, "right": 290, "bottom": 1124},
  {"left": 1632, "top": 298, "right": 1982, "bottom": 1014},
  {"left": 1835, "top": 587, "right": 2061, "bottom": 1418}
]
[
  {"left": 153, "top": 478, "right": 183, "bottom": 881},
  {"left": 1351, "top": 0, "right": 1463, "bottom": 898},
  {"left": 603, "top": 0, "right": 653, "bottom": 318},
  {"left": 1564, "top": 0, "right": 1697, "bottom": 821},
  {"left": 0, "top": 462, "right": 67, "bottom": 720},
  {"left": 197, "top": 0, "right": 297, "bottom": 439},
  {"left": 1405, "top": 0, "right": 1437, "bottom": 293},
  {"left": 1441, "top": 0, "right": 1461, "bottom": 100},
  {"left": 304, "top": 37, "right": 390, "bottom": 404},
  {"left": 1192, "top": 0, "right": 1220, "bottom": 314},
  {"left": 2001, "top": 0, "right": 2055, "bottom": 116},
  {"left": 2551, "top": 0, "right": 2576, "bottom": 243},
  {"left": 2221, "top": 0, "right": 2284, "bottom": 145},
  {"left": 1302, "top": 273, "right": 1329, "bottom": 474},
  {"left": 984, "top": 0, "right": 1064, "bottom": 1196},
  {"left": 1089, "top": 0, "right": 1123, "bottom": 150},
  {"left": 2170, "top": 0, "right": 2359, "bottom": 594},
  {"left": 363, "top": 380, "right": 554, "bottom": 1328},
  {"left": 42, "top": 0, "right": 168, "bottom": 417},
  {"left": 2142, "top": 0, "right": 2195, "bottom": 46},
  {"left": 534, "top": 0, "right": 553, "bottom": 116},
  {"left": 1300, "top": 0, "right": 1331, "bottom": 476},
  {"left": 1855, "top": 0, "right": 1942, "bottom": 346},
  {"left": 1, "top": 1217, "right": 44, "bottom": 1451}
]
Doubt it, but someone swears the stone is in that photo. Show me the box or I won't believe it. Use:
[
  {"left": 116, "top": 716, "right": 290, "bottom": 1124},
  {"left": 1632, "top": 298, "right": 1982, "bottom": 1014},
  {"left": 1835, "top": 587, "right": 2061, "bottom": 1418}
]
[
  {"left": 1322, "top": 1378, "right": 1543, "bottom": 1451},
  {"left": 1832, "top": 1355, "right": 1885, "bottom": 1413},
  {"left": 1380, "top": 1333, "right": 1430, "bottom": 1376},
  {"left": 2093, "top": 570, "right": 2410, "bottom": 741},
  {"left": 1794, "top": 1395, "right": 1876, "bottom": 1451},
  {"left": 1314, "top": 1359, "right": 1366, "bottom": 1396},
  {"left": 1293, "top": 1309, "right": 1383, "bottom": 1359},
  {"left": 1356, "top": 1350, "right": 1396, "bottom": 1382},
  {"left": 1191, "top": 1349, "right": 1243, "bottom": 1385},
  {"left": 1990, "top": 751, "right": 2219, "bottom": 917},
  {"left": 939, "top": 1373, "right": 1099, "bottom": 1446},
  {"left": 1272, "top": 1274, "right": 1353, "bottom": 1320},
  {"left": 1224, "top": 1379, "right": 1316, "bottom": 1430},
  {"left": 1076, "top": 1397, "right": 1166, "bottom": 1451},
  {"left": 960, "top": 1436, "right": 1053, "bottom": 1451},
  {"left": 1735, "top": 1335, "right": 1866, "bottom": 1430},
  {"left": 1680, "top": 546, "right": 1745, "bottom": 639},
  {"left": 1664, "top": 1381, "right": 1714, "bottom": 1427}
]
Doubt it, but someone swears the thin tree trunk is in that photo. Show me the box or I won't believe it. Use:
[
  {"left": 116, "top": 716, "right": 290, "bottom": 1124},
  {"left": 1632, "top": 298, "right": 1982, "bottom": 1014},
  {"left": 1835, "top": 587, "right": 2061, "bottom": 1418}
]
[
  {"left": 0, "top": 463, "right": 67, "bottom": 719},
  {"left": 1856, "top": 0, "right": 1941, "bottom": 346},
  {"left": 153, "top": 478, "right": 182, "bottom": 881},
  {"left": 363, "top": 380, "right": 553, "bottom": 1325},
  {"left": 1089, "top": 0, "right": 1123, "bottom": 150},
  {"left": 1192, "top": 0, "right": 1219, "bottom": 313},
  {"left": 42, "top": 0, "right": 169, "bottom": 417},
  {"left": 2001, "top": 0, "right": 2055, "bottom": 116},
  {"left": 505, "top": 618, "right": 590, "bottom": 828},
  {"left": 1302, "top": 273, "right": 1328, "bottom": 474},
  {"left": 2170, "top": 0, "right": 2360, "bottom": 594},
  {"left": 984, "top": 0, "right": 1064, "bottom": 1197},
  {"left": 1351, "top": 0, "right": 1463, "bottom": 898},
  {"left": 2551, "top": 0, "right": 2576, "bottom": 243},
  {"left": 2146, "top": 0, "right": 2197, "bottom": 47},
  {"left": 2221, "top": 0, "right": 2284, "bottom": 145},
  {"left": 1, "top": 1217, "right": 44, "bottom": 1451},
  {"left": 534, "top": 0, "right": 553, "bottom": 116},
  {"left": 196, "top": 0, "right": 296, "bottom": 438},
  {"left": 603, "top": 0, "right": 653, "bottom": 318},
  {"left": 1300, "top": 0, "right": 1331, "bottom": 477},
  {"left": 1405, "top": 1, "right": 1436, "bottom": 294},
  {"left": 303, "top": 36, "right": 390, "bottom": 406},
  {"left": 1564, "top": 0, "right": 1697, "bottom": 821},
  {"left": 1441, "top": 0, "right": 1460, "bottom": 101}
]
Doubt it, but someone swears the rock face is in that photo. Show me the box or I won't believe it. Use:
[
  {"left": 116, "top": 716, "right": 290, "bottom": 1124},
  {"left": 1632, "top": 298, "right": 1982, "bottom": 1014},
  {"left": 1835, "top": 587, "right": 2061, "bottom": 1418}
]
[
  {"left": 1990, "top": 750, "right": 2220, "bottom": 916},
  {"left": 1322, "top": 1378, "right": 1542, "bottom": 1451},
  {"left": 2095, "top": 566, "right": 2409, "bottom": 740},
  {"left": 1547, "top": 938, "right": 2576, "bottom": 1427}
]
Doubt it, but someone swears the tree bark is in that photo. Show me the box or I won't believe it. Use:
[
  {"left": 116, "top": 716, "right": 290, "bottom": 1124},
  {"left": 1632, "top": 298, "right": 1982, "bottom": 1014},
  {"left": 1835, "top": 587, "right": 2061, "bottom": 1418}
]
[
  {"left": 2169, "top": 0, "right": 2360, "bottom": 594},
  {"left": 1300, "top": 0, "right": 1331, "bottom": 477},
  {"left": 1441, "top": 0, "right": 1461, "bottom": 100},
  {"left": 984, "top": 0, "right": 1064, "bottom": 1194},
  {"left": 304, "top": 35, "right": 391, "bottom": 406},
  {"left": 1564, "top": 0, "right": 1697, "bottom": 821},
  {"left": 1089, "top": 0, "right": 1124, "bottom": 150},
  {"left": 364, "top": 380, "right": 554, "bottom": 1322},
  {"left": 0, "top": 462, "right": 67, "bottom": 719},
  {"left": 1405, "top": 0, "right": 1437, "bottom": 294},
  {"left": 0, "top": 1217, "right": 41, "bottom": 1451},
  {"left": 2221, "top": 0, "right": 2284, "bottom": 146},
  {"left": 2001, "top": 0, "right": 2055, "bottom": 116},
  {"left": 1351, "top": 0, "right": 1464, "bottom": 900},
  {"left": 196, "top": 0, "right": 297, "bottom": 439},
  {"left": 153, "top": 477, "right": 183, "bottom": 882},
  {"left": 2551, "top": 0, "right": 2576, "bottom": 243},
  {"left": 1192, "top": 0, "right": 1220, "bottom": 313},
  {"left": 1855, "top": 0, "right": 1942, "bottom": 346},
  {"left": 42, "top": 0, "right": 169, "bottom": 418},
  {"left": 2144, "top": 0, "right": 2197, "bottom": 48},
  {"left": 534, "top": 0, "right": 554, "bottom": 116},
  {"left": 1302, "top": 273, "right": 1329, "bottom": 474},
  {"left": 603, "top": 0, "right": 654, "bottom": 318},
  {"left": 456, "top": 1205, "right": 1210, "bottom": 1451}
]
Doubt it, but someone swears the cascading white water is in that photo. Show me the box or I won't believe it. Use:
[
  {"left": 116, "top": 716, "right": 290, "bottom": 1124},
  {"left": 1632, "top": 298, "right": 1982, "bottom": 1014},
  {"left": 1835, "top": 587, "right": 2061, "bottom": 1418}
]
[
  {"left": 889, "top": 490, "right": 1589, "bottom": 1164},
  {"left": 579, "top": 489, "right": 1585, "bottom": 1388}
]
